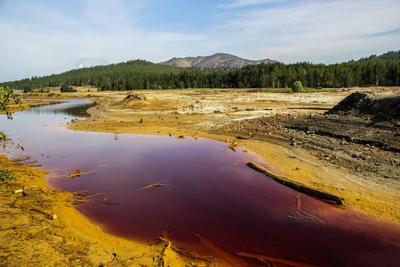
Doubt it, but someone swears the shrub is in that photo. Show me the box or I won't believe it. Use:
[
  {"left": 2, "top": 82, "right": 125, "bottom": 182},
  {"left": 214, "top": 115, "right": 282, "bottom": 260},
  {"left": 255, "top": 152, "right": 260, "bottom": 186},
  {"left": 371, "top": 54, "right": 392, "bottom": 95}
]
[
  {"left": 22, "top": 85, "right": 32, "bottom": 93},
  {"left": 0, "top": 170, "right": 15, "bottom": 182},
  {"left": 37, "top": 88, "right": 49, "bottom": 93},
  {"left": 291, "top": 80, "right": 304, "bottom": 93},
  {"left": 60, "top": 84, "right": 76, "bottom": 93},
  {"left": 0, "top": 132, "right": 10, "bottom": 141},
  {"left": 0, "top": 86, "right": 22, "bottom": 119}
]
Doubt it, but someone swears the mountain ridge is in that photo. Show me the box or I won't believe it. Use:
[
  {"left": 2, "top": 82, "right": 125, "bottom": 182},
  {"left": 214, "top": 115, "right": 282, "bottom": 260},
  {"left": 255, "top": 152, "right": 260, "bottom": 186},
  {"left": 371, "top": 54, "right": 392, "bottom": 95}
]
[{"left": 159, "top": 53, "right": 278, "bottom": 69}]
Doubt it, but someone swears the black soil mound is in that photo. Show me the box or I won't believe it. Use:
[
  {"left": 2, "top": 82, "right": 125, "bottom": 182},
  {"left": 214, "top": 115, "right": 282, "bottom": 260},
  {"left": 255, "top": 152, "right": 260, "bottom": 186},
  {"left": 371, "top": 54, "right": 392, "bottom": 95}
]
[
  {"left": 123, "top": 93, "right": 147, "bottom": 102},
  {"left": 328, "top": 92, "right": 400, "bottom": 121}
]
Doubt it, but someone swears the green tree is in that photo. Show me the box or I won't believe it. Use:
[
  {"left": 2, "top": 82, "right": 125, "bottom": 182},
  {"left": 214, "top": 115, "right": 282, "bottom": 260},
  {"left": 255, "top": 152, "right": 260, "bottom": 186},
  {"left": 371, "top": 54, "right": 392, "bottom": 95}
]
[
  {"left": 0, "top": 86, "right": 22, "bottom": 119},
  {"left": 60, "top": 84, "right": 76, "bottom": 92},
  {"left": 291, "top": 80, "right": 304, "bottom": 92}
]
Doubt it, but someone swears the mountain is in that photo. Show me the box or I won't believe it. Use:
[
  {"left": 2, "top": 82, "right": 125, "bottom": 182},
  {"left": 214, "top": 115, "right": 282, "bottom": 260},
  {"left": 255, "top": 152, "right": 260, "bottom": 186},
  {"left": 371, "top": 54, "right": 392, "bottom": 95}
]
[{"left": 159, "top": 53, "right": 278, "bottom": 69}]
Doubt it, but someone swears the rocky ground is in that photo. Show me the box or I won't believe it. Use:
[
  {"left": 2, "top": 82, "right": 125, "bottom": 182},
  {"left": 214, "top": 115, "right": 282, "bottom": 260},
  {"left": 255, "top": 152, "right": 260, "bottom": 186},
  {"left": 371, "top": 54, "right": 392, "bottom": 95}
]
[
  {"left": 217, "top": 113, "right": 400, "bottom": 190},
  {"left": 218, "top": 91, "right": 400, "bottom": 188}
]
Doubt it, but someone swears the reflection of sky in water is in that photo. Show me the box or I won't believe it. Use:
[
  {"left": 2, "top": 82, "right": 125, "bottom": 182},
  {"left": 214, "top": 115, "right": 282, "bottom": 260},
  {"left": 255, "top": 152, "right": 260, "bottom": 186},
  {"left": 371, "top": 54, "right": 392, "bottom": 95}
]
[
  {"left": 27, "top": 99, "right": 95, "bottom": 117},
  {"left": 1, "top": 99, "right": 400, "bottom": 266},
  {"left": 0, "top": 99, "right": 94, "bottom": 162}
]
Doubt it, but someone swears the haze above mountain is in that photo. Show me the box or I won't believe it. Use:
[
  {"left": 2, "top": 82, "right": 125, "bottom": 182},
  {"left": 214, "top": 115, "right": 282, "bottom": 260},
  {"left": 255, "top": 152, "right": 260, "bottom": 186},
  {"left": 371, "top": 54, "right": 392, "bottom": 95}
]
[{"left": 160, "top": 53, "right": 278, "bottom": 69}]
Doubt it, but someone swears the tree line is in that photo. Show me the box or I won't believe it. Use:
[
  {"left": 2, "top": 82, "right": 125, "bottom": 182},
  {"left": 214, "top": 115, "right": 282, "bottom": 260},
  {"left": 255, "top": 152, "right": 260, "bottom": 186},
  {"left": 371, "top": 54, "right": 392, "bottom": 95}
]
[{"left": 2, "top": 51, "right": 400, "bottom": 91}]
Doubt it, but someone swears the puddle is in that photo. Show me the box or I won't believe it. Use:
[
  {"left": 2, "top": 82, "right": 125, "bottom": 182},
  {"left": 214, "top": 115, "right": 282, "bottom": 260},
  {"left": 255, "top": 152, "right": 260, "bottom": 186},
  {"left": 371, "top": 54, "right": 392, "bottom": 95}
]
[{"left": 1, "top": 100, "right": 400, "bottom": 266}]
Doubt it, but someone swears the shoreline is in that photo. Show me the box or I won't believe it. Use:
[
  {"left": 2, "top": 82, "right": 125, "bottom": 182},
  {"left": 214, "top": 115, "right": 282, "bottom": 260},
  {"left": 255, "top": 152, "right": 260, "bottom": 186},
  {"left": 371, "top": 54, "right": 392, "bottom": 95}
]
[
  {"left": 70, "top": 118, "right": 400, "bottom": 225},
  {"left": 0, "top": 98, "right": 226, "bottom": 266},
  {"left": 1, "top": 88, "right": 399, "bottom": 265},
  {"left": 68, "top": 88, "right": 400, "bottom": 224}
]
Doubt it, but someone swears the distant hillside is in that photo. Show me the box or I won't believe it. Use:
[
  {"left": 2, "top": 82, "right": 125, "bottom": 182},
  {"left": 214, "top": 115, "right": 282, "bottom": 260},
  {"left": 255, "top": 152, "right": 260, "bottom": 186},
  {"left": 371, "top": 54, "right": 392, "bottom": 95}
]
[
  {"left": 2, "top": 50, "right": 399, "bottom": 91},
  {"left": 160, "top": 53, "right": 278, "bottom": 69},
  {"left": 3, "top": 60, "right": 181, "bottom": 91},
  {"left": 358, "top": 50, "right": 400, "bottom": 61}
]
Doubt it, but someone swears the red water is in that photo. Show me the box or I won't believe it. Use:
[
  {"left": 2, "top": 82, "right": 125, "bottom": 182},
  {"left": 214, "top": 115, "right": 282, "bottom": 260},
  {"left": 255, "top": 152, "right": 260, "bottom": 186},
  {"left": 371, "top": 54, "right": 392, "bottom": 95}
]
[{"left": 1, "top": 100, "right": 400, "bottom": 266}]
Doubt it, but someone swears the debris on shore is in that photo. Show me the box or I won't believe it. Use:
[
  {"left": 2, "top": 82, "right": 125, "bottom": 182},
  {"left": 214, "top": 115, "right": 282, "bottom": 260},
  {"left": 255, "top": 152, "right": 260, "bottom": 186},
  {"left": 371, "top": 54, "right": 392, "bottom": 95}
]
[
  {"left": 228, "top": 141, "right": 239, "bottom": 151},
  {"left": 247, "top": 162, "right": 344, "bottom": 205},
  {"left": 68, "top": 169, "right": 82, "bottom": 178},
  {"left": 67, "top": 169, "right": 95, "bottom": 179},
  {"left": 123, "top": 93, "right": 147, "bottom": 102},
  {"left": 138, "top": 181, "right": 167, "bottom": 191}
]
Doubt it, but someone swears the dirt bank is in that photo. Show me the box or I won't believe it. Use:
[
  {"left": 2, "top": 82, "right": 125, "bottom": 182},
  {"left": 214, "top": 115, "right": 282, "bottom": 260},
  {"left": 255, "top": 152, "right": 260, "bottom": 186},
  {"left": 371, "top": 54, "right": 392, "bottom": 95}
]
[
  {"left": 328, "top": 91, "right": 400, "bottom": 121},
  {"left": 217, "top": 113, "right": 400, "bottom": 221}
]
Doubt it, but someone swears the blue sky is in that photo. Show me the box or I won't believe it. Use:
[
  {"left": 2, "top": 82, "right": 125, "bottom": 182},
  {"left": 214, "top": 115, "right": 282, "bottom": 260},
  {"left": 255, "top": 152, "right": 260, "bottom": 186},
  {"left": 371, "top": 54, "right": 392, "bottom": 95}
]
[{"left": 0, "top": 0, "right": 399, "bottom": 82}]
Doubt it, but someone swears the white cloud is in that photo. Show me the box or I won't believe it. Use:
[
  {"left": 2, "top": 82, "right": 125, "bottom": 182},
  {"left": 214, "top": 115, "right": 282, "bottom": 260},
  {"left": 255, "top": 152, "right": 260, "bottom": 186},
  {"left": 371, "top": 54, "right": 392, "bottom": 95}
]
[
  {"left": 0, "top": 0, "right": 205, "bottom": 81},
  {"left": 218, "top": 0, "right": 400, "bottom": 63},
  {"left": 221, "top": 0, "right": 285, "bottom": 8},
  {"left": 0, "top": 0, "right": 399, "bottom": 81}
]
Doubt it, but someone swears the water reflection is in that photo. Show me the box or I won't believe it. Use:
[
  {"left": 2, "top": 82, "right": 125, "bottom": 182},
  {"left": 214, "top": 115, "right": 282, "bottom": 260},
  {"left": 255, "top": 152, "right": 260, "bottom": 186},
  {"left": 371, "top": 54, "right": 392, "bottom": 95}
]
[{"left": 27, "top": 99, "right": 95, "bottom": 117}]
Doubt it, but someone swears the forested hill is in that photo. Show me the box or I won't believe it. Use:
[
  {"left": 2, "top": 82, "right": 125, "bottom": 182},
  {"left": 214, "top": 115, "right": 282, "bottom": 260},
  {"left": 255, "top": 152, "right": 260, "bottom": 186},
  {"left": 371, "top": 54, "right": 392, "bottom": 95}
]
[
  {"left": 358, "top": 50, "right": 400, "bottom": 61},
  {"left": 3, "top": 51, "right": 400, "bottom": 91},
  {"left": 3, "top": 60, "right": 181, "bottom": 91}
]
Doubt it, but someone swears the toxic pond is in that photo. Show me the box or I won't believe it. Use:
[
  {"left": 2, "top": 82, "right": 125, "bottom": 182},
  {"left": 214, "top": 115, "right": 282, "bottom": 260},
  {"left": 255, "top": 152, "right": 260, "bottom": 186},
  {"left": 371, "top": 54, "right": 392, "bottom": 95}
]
[{"left": 1, "top": 100, "right": 400, "bottom": 266}]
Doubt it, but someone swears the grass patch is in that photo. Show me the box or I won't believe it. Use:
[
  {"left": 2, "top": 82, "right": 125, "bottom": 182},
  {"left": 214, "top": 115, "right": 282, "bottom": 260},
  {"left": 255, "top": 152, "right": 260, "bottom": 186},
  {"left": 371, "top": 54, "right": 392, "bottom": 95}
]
[
  {"left": 0, "top": 169, "right": 15, "bottom": 182},
  {"left": 302, "top": 88, "right": 339, "bottom": 93},
  {"left": 190, "top": 87, "right": 340, "bottom": 93},
  {"left": 248, "top": 87, "right": 339, "bottom": 93},
  {"left": 0, "top": 132, "right": 10, "bottom": 142}
]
